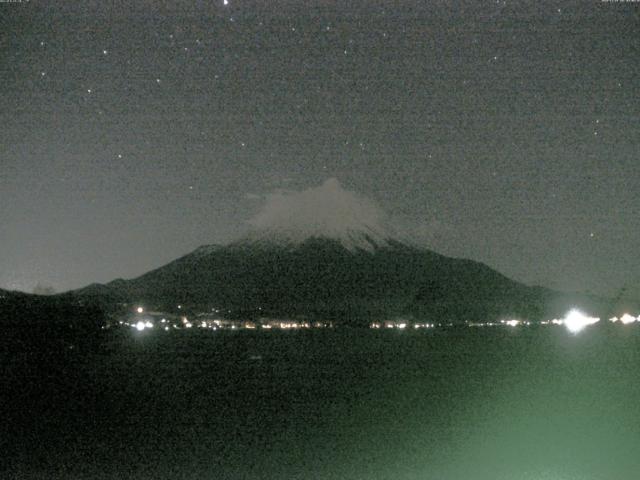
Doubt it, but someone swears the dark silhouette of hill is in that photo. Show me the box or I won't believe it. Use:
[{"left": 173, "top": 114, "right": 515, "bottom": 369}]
[
  {"left": 67, "top": 237, "right": 611, "bottom": 325},
  {"left": 0, "top": 287, "right": 105, "bottom": 349}
]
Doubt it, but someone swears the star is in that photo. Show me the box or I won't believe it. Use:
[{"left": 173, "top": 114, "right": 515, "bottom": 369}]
[{"left": 103, "top": 49, "right": 108, "bottom": 55}]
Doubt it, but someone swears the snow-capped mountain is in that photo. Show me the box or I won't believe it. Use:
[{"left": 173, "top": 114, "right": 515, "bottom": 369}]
[
  {"left": 68, "top": 235, "right": 608, "bottom": 325},
  {"left": 65, "top": 179, "right": 613, "bottom": 324}
]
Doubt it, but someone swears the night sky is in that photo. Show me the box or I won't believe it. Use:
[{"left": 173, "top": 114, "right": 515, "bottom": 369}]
[{"left": 1, "top": 0, "right": 638, "bottom": 295}]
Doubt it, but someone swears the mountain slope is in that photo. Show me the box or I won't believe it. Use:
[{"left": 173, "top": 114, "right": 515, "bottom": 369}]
[{"left": 69, "top": 236, "right": 610, "bottom": 324}]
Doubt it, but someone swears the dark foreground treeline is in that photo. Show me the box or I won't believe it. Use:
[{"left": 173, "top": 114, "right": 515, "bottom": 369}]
[
  {"left": 0, "top": 293, "right": 106, "bottom": 353},
  {"left": 0, "top": 294, "right": 110, "bottom": 479}
]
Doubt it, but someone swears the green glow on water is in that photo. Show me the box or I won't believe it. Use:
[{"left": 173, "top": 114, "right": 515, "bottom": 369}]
[{"left": 3, "top": 325, "right": 640, "bottom": 479}]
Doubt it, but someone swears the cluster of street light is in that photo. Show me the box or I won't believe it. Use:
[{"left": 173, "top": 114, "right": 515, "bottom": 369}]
[
  {"left": 501, "top": 309, "right": 639, "bottom": 334},
  {"left": 610, "top": 313, "right": 639, "bottom": 325},
  {"left": 122, "top": 307, "right": 639, "bottom": 335}
]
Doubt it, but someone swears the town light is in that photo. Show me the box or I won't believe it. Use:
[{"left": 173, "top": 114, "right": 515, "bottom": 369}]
[
  {"left": 563, "top": 309, "right": 599, "bottom": 334},
  {"left": 619, "top": 313, "right": 637, "bottom": 325}
]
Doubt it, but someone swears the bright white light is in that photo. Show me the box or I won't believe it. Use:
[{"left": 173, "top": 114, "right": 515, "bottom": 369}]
[
  {"left": 223, "top": 0, "right": 229, "bottom": 5},
  {"left": 185, "top": 322, "right": 192, "bottom": 328},
  {"left": 397, "top": 323, "right": 407, "bottom": 329},
  {"left": 609, "top": 316, "right": 619, "bottom": 323},
  {"left": 504, "top": 319, "right": 520, "bottom": 327},
  {"left": 136, "top": 307, "right": 144, "bottom": 313},
  {"left": 620, "top": 314, "right": 636, "bottom": 325},
  {"left": 145, "top": 321, "right": 153, "bottom": 329},
  {"left": 135, "top": 321, "right": 145, "bottom": 331},
  {"left": 563, "top": 309, "right": 600, "bottom": 333}
]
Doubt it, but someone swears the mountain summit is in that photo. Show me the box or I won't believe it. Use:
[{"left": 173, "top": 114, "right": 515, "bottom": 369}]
[{"left": 243, "top": 178, "right": 394, "bottom": 251}]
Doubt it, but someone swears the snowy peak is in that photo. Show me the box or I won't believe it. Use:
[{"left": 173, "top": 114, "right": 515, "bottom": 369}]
[
  {"left": 238, "top": 225, "right": 394, "bottom": 253},
  {"left": 243, "top": 178, "right": 398, "bottom": 252}
]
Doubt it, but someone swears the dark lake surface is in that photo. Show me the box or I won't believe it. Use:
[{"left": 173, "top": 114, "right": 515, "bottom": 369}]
[{"left": 3, "top": 325, "right": 640, "bottom": 479}]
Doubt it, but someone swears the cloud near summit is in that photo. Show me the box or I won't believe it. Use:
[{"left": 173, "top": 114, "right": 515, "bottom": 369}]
[{"left": 248, "top": 178, "right": 390, "bottom": 241}]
